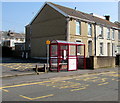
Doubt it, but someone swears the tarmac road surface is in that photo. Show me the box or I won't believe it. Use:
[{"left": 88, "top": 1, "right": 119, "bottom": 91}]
[{"left": 2, "top": 70, "right": 119, "bottom": 101}]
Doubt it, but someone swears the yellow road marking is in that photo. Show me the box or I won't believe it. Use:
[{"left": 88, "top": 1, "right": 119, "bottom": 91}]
[
  {"left": 0, "top": 81, "right": 51, "bottom": 89},
  {"left": 98, "top": 82, "right": 109, "bottom": 85},
  {"left": 59, "top": 83, "right": 81, "bottom": 89},
  {"left": 2, "top": 89, "right": 9, "bottom": 92},
  {"left": 70, "top": 87, "right": 86, "bottom": 92},
  {"left": 19, "top": 94, "right": 54, "bottom": 100},
  {"left": 46, "top": 82, "right": 73, "bottom": 87},
  {"left": 76, "top": 77, "right": 98, "bottom": 81},
  {"left": 98, "top": 78, "right": 107, "bottom": 82},
  {"left": 43, "top": 81, "right": 74, "bottom": 87},
  {"left": 19, "top": 95, "right": 33, "bottom": 100}
]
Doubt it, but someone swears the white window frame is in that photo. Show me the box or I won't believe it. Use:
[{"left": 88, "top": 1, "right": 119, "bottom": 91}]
[
  {"left": 76, "top": 21, "right": 81, "bottom": 35},
  {"left": 76, "top": 39, "right": 82, "bottom": 55},
  {"left": 99, "top": 26, "right": 103, "bottom": 38},
  {"left": 112, "top": 29, "right": 115, "bottom": 40},
  {"left": 107, "top": 28, "right": 110, "bottom": 39},
  {"left": 88, "top": 23, "right": 92, "bottom": 36}
]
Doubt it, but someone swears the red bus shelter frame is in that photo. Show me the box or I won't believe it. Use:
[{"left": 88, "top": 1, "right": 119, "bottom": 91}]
[{"left": 49, "top": 40, "right": 86, "bottom": 72}]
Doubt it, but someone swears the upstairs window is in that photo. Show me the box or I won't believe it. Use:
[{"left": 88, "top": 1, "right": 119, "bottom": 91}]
[
  {"left": 76, "top": 21, "right": 81, "bottom": 35},
  {"left": 107, "top": 28, "right": 110, "bottom": 39},
  {"left": 88, "top": 24, "right": 92, "bottom": 36},
  {"left": 112, "top": 29, "right": 115, "bottom": 40},
  {"left": 99, "top": 26, "right": 103, "bottom": 38},
  {"left": 118, "top": 31, "right": 120, "bottom": 40}
]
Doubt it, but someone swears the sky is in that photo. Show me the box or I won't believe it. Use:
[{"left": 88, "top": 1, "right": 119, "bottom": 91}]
[{"left": 2, "top": 2, "right": 119, "bottom": 33}]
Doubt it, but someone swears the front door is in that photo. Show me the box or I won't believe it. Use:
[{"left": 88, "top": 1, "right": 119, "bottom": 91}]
[
  {"left": 88, "top": 41, "right": 92, "bottom": 56},
  {"left": 107, "top": 43, "right": 110, "bottom": 56}
]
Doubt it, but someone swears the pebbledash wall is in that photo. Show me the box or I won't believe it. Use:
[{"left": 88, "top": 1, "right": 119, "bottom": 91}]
[{"left": 25, "top": 2, "right": 119, "bottom": 69}]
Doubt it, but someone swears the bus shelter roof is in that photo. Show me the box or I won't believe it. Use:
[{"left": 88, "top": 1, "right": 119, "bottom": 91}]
[{"left": 51, "top": 40, "right": 85, "bottom": 45}]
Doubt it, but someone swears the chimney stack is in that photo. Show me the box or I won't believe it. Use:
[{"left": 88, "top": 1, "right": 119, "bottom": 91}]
[{"left": 104, "top": 15, "right": 110, "bottom": 21}]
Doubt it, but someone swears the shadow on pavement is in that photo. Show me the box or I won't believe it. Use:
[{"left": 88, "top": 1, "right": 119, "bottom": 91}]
[{"left": 1, "top": 57, "right": 46, "bottom": 63}]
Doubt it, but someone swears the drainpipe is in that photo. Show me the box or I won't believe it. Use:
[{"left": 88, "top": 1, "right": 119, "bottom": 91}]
[
  {"left": 66, "top": 18, "right": 70, "bottom": 41},
  {"left": 94, "top": 23, "right": 97, "bottom": 56}
]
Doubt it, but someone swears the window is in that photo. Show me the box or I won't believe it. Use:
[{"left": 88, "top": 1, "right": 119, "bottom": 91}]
[
  {"left": 112, "top": 43, "right": 115, "bottom": 56},
  {"left": 12, "top": 41, "right": 15, "bottom": 46},
  {"left": 16, "top": 38, "right": 18, "bottom": 41},
  {"left": 76, "top": 21, "right": 81, "bottom": 35},
  {"left": 88, "top": 24, "right": 92, "bottom": 36},
  {"left": 76, "top": 40, "right": 81, "bottom": 43},
  {"left": 99, "top": 26, "right": 103, "bottom": 38},
  {"left": 118, "top": 31, "right": 120, "bottom": 40},
  {"left": 100, "top": 43, "right": 103, "bottom": 55},
  {"left": 76, "top": 40, "right": 81, "bottom": 55},
  {"left": 107, "top": 28, "right": 110, "bottom": 39},
  {"left": 88, "top": 41, "right": 92, "bottom": 56},
  {"left": 112, "top": 29, "right": 115, "bottom": 40}
]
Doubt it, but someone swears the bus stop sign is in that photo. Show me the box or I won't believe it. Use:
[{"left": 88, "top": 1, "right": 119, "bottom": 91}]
[{"left": 46, "top": 40, "right": 50, "bottom": 45}]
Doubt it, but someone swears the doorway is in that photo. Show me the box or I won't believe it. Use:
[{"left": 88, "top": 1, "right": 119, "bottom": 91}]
[{"left": 88, "top": 41, "right": 92, "bottom": 56}]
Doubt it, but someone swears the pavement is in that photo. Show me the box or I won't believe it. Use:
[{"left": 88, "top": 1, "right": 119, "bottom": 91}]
[
  {"left": 1, "top": 57, "right": 46, "bottom": 78},
  {"left": 1, "top": 57, "right": 119, "bottom": 79}
]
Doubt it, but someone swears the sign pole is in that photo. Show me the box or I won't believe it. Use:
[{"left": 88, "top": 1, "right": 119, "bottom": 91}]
[{"left": 46, "top": 40, "right": 50, "bottom": 72}]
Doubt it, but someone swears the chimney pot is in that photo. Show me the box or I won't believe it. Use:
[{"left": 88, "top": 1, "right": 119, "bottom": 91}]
[
  {"left": 75, "top": 7, "right": 77, "bottom": 10},
  {"left": 104, "top": 15, "right": 110, "bottom": 21}
]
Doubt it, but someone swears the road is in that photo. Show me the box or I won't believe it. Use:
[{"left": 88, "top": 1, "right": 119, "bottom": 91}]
[{"left": 2, "top": 70, "right": 119, "bottom": 101}]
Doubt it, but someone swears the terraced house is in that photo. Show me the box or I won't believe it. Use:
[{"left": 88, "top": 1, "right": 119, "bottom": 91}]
[{"left": 25, "top": 2, "right": 120, "bottom": 68}]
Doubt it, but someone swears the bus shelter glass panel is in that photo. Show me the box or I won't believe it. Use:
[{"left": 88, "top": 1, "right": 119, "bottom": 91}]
[
  {"left": 58, "top": 45, "right": 68, "bottom": 71},
  {"left": 68, "top": 45, "right": 77, "bottom": 71},
  {"left": 50, "top": 44, "right": 58, "bottom": 71},
  {"left": 51, "top": 45, "right": 57, "bottom": 56},
  {"left": 69, "top": 45, "right": 76, "bottom": 56}
]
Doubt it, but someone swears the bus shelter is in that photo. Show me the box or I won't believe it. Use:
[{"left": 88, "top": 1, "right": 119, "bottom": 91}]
[{"left": 49, "top": 40, "right": 86, "bottom": 72}]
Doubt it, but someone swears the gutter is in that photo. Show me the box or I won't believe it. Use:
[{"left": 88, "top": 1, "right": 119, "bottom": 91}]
[
  {"left": 94, "top": 23, "right": 97, "bottom": 56},
  {"left": 66, "top": 17, "right": 70, "bottom": 41},
  {"left": 68, "top": 15, "right": 120, "bottom": 30}
]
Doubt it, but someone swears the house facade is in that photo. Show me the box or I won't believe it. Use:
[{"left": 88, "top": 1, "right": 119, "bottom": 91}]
[
  {"left": 25, "top": 2, "right": 120, "bottom": 68},
  {"left": 1, "top": 31, "right": 25, "bottom": 49}
]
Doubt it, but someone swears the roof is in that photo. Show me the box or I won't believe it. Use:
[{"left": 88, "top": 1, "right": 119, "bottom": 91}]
[
  {"left": 0, "top": 31, "right": 25, "bottom": 39},
  {"left": 30, "top": 2, "right": 119, "bottom": 29},
  {"left": 49, "top": 2, "right": 118, "bottom": 29},
  {"left": 51, "top": 40, "right": 85, "bottom": 45}
]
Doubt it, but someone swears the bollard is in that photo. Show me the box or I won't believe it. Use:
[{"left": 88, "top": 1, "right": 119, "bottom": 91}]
[
  {"left": 35, "top": 65, "right": 39, "bottom": 75},
  {"left": 44, "top": 64, "right": 47, "bottom": 73}
]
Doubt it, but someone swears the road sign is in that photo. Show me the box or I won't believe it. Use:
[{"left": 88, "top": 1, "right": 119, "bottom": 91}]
[{"left": 46, "top": 40, "right": 50, "bottom": 45}]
